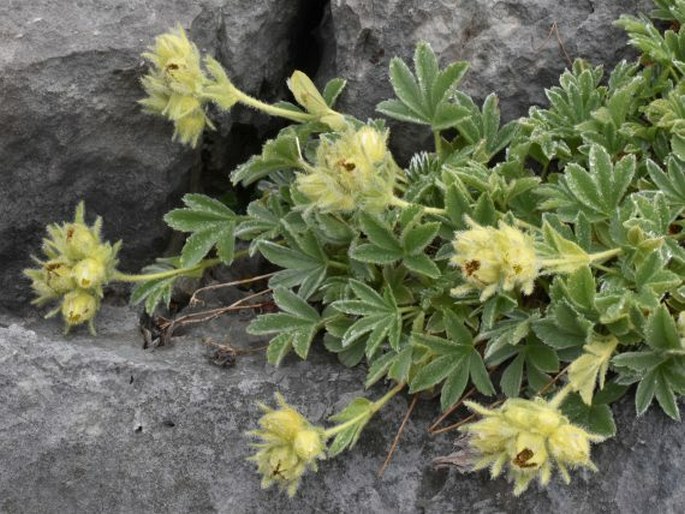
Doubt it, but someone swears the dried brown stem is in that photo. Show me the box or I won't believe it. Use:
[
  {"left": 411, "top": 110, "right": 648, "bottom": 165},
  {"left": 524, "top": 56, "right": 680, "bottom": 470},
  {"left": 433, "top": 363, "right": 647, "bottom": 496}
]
[
  {"left": 428, "top": 387, "right": 475, "bottom": 434},
  {"left": 378, "top": 395, "right": 419, "bottom": 477},
  {"left": 189, "top": 271, "right": 276, "bottom": 306},
  {"left": 533, "top": 21, "right": 573, "bottom": 68}
]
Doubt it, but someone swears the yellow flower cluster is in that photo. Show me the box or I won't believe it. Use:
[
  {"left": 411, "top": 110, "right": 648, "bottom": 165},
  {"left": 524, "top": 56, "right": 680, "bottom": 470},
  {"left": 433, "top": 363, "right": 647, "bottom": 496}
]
[
  {"left": 24, "top": 203, "right": 120, "bottom": 334},
  {"left": 296, "top": 125, "right": 399, "bottom": 213},
  {"left": 461, "top": 397, "right": 604, "bottom": 495},
  {"left": 249, "top": 394, "right": 327, "bottom": 497},
  {"left": 450, "top": 219, "right": 539, "bottom": 301},
  {"left": 140, "top": 26, "right": 238, "bottom": 147}
]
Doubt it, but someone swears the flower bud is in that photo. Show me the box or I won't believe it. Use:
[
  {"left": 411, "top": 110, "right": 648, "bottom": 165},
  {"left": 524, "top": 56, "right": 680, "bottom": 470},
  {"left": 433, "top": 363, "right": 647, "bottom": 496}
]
[
  {"left": 626, "top": 225, "right": 645, "bottom": 245},
  {"left": 450, "top": 219, "right": 539, "bottom": 301},
  {"left": 173, "top": 107, "right": 209, "bottom": 148},
  {"left": 293, "top": 429, "right": 325, "bottom": 461},
  {"left": 61, "top": 290, "right": 98, "bottom": 327},
  {"left": 460, "top": 395, "right": 603, "bottom": 495},
  {"left": 502, "top": 404, "right": 531, "bottom": 430},
  {"left": 44, "top": 260, "right": 76, "bottom": 294},
  {"left": 64, "top": 223, "right": 99, "bottom": 261},
  {"left": 287, "top": 71, "right": 329, "bottom": 116},
  {"left": 548, "top": 424, "right": 593, "bottom": 466},
  {"left": 260, "top": 408, "right": 306, "bottom": 441},
  {"left": 296, "top": 126, "right": 396, "bottom": 213},
  {"left": 249, "top": 394, "right": 327, "bottom": 497},
  {"left": 355, "top": 126, "right": 387, "bottom": 164},
  {"left": 72, "top": 258, "right": 107, "bottom": 289}
]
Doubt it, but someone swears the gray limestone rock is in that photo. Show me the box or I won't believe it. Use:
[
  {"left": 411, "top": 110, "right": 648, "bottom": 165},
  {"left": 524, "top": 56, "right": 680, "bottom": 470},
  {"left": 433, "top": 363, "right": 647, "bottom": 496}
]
[
  {"left": 0, "top": 0, "right": 308, "bottom": 313},
  {"left": 0, "top": 305, "right": 683, "bottom": 512},
  {"left": 317, "top": 0, "right": 654, "bottom": 160}
]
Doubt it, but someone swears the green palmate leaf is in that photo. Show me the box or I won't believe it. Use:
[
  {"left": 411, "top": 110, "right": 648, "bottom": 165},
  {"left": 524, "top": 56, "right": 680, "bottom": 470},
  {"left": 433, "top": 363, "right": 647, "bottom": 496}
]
[
  {"left": 351, "top": 212, "right": 442, "bottom": 278},
  {"left": 247, "top": 288, "right": 322, "bottom": 364},
  {"left": 538, "top": 145, "right": 635, "bottom": 222},
  {"left": 259, "top": 221, "right": 329, "bottom": 299},
  {"left": 448, "top": 92, "right": 519, "bottom": 162},
  {"left": 130, "top": 256, "right": 209, "bottom": 314},
  {"left": 409, "top": 310, "right": 494, "bottom": 410},
  {"left": 533, "top": 300, "right": 593, "bottom": 350},
  {"left": 539, "top": 221, "right": 592, "bottom": 274},
  {"left": 377, "top": 42, "right": 470, "bottom": 131},
  {"left": 230, "top": 126, "right": 304, "bottom": 186},
  {"left": 403, "top": 254, "right": 441, "bottom": 278},
  {"left": 333, "top": 280, "right": 402, "bottom": 358},
  {"left": 375, "top": 99, "right": 428, "bottom": 125},
  {"left": 322, "top": 78, "right": 347, "bottom": 107},
  {"left": 560, "top": 392, "right": 617, "bottom": 438},
  {"left": 164, "top": 193, "right": 237, "bottom": 267},
  {"left": 646, "top": 156, "right": 685, "bottom": 209},
  {"left": 613, "top": 306, "right": 685, "bottom": 420},
  {"left": 131, "top": 276, "right": 176, "bottom": 315},
  {"left": 552, "top": 266, "right": 598, "bottom": 319},
  {"left": 358, "top": 212, "right": 402, "bottom": 252},
  {"left": 478, "top": 311, "right": 539, "bottom": 360},
  {"left": 499, "top": 353, "right": 525, "bottom": 398},
  {"left": 235, "top": 196, "right": 287, "bottom": 252},
  {"left": 632, "top": 251, "right": 682, "bottom": 304},
  {"left": 646, "top": 304, "right": 681, "bottom": 350},
  {"left": 493, "top": 338, "right": 560, "bottom": 397},
  {"left": 328, "top": 397, "right": 375, "bottom": 456}
]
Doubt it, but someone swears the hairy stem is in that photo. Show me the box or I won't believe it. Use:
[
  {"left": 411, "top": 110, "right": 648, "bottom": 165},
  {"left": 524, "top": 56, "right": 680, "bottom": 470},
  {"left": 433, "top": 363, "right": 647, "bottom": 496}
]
[
  {"left": 112, "top": 257, "right": 222, "bottom": 283},
  {"left": 389, "top": 196, "right": 446, "bottom": 216},
  {"left": 324, "top": 382, "right": 406, "bottom": 438},
  {"left": 235, "top": 90, "right": 314, "bottom": 123}
]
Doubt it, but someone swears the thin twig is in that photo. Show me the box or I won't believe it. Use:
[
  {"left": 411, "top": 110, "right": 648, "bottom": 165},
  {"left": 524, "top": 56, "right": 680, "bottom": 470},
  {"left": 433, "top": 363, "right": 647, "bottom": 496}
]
[
  {"left": 189, "top": 271, "right": 276, "bottom": 306},
  {"left": 536, "top": 363, "right": 571, "bottom": 396},
  {"left": 378, "top": 395, "right": 419, "bottom": 477},
  {"left": 533, "top": 21, "right": 573, "bottom": 68},
  {"left": 154, "top": 289, "right": 273, "bottom": 344},
  {"left": 176, "top": 289, "right": 273, "bottom": 326},
  {"left": 428, "top": 387, "right": 475, "bottom": 434}
]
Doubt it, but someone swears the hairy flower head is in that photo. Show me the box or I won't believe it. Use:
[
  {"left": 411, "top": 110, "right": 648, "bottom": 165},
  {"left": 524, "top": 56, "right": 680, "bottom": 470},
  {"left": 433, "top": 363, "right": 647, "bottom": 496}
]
[
  {"left": 460, "top": 397, "right": 604, "bottom": 495},
  {"left": 249, "top": 393, "right": 327, "bottom": 497},
  {"left": 61, "top": 290, "right": 99, "bottom": 329},
  {"left": 296, "top": 125, "right": 398, "bottom": 213},
  {"left": 140, "top": 26, "right": 241, "bottom": 147},
  {"left": 450, "top": 219, "right": 539, "bottom": 301},
  {"left": 24, "top": 202, "right": 121, "bottom": 334}
]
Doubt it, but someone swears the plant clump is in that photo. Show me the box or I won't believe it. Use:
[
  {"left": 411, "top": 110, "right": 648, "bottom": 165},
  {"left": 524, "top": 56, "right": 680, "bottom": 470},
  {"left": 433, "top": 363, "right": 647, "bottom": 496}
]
[{"left": 26, "top": 0, "right": 685, "bottom": 498}]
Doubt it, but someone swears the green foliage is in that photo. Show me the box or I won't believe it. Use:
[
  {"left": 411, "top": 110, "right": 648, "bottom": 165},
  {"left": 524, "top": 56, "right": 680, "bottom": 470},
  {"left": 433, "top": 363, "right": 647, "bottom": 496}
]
[
  {"left": 409, "top": 310, "right": 494, "bottom": 410},
  {"left": 130, "top": 256, "right": 202, "bottom": 313},
  {"left": 247, "top": 288, "right": 323, "bottom": 364},
  {"left": 377, "top": 42, "right": 470, "bottom": 130},
  {"left": 140, "top": 0, "right": 685, "bottom": 426},
  {"left": 164, "top": 193, "right": 237, "bottom": 266},
  {"left": 118, "top": 0, "right": 685, "bottom": 496}
]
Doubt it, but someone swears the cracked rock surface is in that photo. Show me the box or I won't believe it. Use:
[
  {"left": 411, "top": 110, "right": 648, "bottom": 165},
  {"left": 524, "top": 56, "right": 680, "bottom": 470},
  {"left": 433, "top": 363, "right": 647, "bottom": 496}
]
[
  {"left": 3, "top": 0, "right": 685, "bottom": 512},
  {"left": 1, "top": 0, "right": 655, "bottom": 310},
  {"left": 0, "top": 0, "right": 307, "bottom": 313},
  {"left": 1, "top": 302, "right": 684, "bottom": 513},
  {"left": 317, "top": 0, "right": 653, "bottom": 160}
]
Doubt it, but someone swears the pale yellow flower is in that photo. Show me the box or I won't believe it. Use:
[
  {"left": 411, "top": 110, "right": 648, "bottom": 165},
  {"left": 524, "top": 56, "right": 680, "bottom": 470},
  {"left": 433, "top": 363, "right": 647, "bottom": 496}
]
[
  {"left": 450, "top": 219, "right": 539, "bottom": 301},
  {"left": 249, "top": 394, "right": 327, "bottom": 497},
  {"left": 140, "top": 26, "right": 215, "bottom": 147},
  {"left": 461, "top": 397, "right": 604, "bottom": 495},
  {"left": 24, "top": 202, "right": 120, "bottom": 334},
  {"left": 296, "top": 125, "right": 398, "bottom": 213}
]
